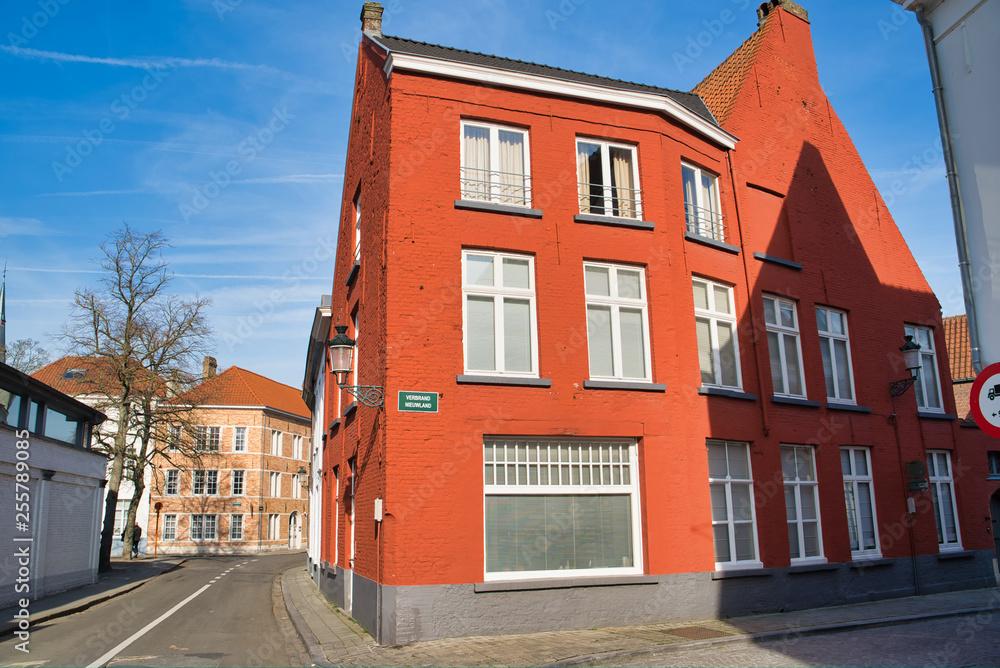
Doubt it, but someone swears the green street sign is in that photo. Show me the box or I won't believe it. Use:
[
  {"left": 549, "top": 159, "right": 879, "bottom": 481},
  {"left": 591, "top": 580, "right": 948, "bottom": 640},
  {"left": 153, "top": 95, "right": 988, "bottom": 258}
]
[{"left": 397, "top": 391, "right": 438, "bottom": 413}]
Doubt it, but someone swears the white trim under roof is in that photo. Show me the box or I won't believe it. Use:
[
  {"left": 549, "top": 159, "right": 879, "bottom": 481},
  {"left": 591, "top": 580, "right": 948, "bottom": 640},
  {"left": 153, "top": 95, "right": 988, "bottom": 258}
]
[{"left": 381, "top": 52, "right": 738, "bottom": 150}]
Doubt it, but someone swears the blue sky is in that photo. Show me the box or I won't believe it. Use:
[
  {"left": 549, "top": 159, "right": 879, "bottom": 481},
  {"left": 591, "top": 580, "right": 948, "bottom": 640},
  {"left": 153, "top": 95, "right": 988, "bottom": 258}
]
[{"left": 0, "top": 0, "right": 959, "bottom": 387}]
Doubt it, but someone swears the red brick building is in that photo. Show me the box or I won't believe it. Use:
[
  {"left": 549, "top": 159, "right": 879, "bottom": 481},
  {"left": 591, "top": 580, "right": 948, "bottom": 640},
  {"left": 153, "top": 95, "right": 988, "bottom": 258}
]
[
  {"left": 307, "top": 1, "right": 998, "bottom": 644},
  {"left": 149, "top": 365, "right": 311, "bottom": 554}
]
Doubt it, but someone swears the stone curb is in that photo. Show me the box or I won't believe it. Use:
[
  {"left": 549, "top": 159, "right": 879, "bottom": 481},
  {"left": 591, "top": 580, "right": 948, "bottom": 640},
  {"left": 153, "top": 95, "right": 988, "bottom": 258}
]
[
  {"left": 281, "top": 568, "right": 335, "bottom": 668},
  {"left": 0, "top": 559, "right": 186, "bottom": 638},
  {"left": 542, "top": 605, "right": 998, "bottom": 667}
]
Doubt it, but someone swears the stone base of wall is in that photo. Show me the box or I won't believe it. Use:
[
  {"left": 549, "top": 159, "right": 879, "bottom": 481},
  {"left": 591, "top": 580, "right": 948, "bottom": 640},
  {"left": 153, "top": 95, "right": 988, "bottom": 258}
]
[{"left": 317, "top": 551, "right": 996, "bottom": 645}]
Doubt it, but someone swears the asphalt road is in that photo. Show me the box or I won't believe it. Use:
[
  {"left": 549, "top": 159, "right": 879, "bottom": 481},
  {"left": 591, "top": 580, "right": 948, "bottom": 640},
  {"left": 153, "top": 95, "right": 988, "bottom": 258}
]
[
  {"left": 0, "top": 552, "right": 308, "bottom": 668},
  {"left": 598, "top": 612, "right": 1000, "bottom": 667}
]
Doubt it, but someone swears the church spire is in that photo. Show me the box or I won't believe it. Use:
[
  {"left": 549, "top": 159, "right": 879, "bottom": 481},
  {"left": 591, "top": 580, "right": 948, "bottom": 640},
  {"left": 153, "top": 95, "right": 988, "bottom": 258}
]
[{"left": 1, "top": 262, "right": 7, "bottom": 364}]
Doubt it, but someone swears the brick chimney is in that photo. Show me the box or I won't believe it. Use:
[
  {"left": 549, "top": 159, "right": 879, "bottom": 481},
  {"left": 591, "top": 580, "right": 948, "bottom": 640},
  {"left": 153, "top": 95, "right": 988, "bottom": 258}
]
[
  {"left": 361, "top": 2, "right": 384, "bottom": 37},
  {"left": 203, "top": 356, "right": 217, "bottom": 380},
  {"left": 757, "top": 0, "right": 809, "bottom": 25}
]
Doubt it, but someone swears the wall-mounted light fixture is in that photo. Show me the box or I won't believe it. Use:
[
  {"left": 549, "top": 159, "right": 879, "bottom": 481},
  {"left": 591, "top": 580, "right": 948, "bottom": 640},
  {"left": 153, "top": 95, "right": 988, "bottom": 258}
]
[
  {"left": 890, "top": 335, "right": 923, "bottom": 397},
  {"left": 328, "top": 325, "right": 384, "bottom": 407}
]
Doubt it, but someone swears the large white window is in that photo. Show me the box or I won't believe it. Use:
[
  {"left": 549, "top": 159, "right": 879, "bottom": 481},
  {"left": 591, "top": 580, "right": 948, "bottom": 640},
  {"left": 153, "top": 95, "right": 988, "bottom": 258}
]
[
  {"left": 841, "top": 447, "right": 879, "bottom": 558},
  {"left": 782, "top": 445, "right": 823, "bottom": 562},
  {"left": 233, "top": 426, "right": 247, "bottom": 452},
  {"left": 584, "top": 263, "right": 651, "bottom": 382},
  {"left": 577, "top": 139, "right": 641, "bottom": 219},
  {"left": 708, "top": 440, "right": 760, "bottom": 569},
  {"left": 269, "top": 471, "right": 281, "bottom": 498},
  {"left": 817, "top": 307, "right": 855, "bottom": 404},
  {"left": 927, "top": 450, "right": 962, "bottom": 551},
  {"left": 682, "top": 162, "right": 723, "bottom": 241},
  {"left": 270, "top": 430, "right": 281, "bottom": 456},
  {"left": 167, "top": 425, "right": 181, "bottom": 452},
  {"left": 165, "top": 470, "right": 179, "bottom": 495},
  {"left": 230, "top": 515, "right": 244, "bottom": 541},
  {"left": 905, "top": 325, "right": 943, "bottom": 412},
  {"left": 764, "top": 296, "right": 805, "bottom": 397},
  {"left": 232, "top": 470, "right": 245, "bottom": 496},
  {"left": 293, "top": 435, "right": 303, "bottom": 460},
  {"left": 461, "top": 121, "right": 531, "bottom": 206},
  {"left": 484, "top": 438, "right": 642, "bottom": 580},
  {"left": 193, "top": 470, "right": 218, "bottom": 496},
  {"left": 693, "top": 278, "right": 741, "bottom": 389},
  {"left": 268, "top": 514, "right": 280, "bottom": 540},
  {"left": 163, "top": 514, "right": 177, "bottom": 541},
  {"left": 191, "top": 514, "right": 216, "bottom": 541},
  {"left": 462, "top": 250, "right": 537, "bottom": 376},
  {"left": 194, "top": 426, "right": 220, "bottom": 452}
]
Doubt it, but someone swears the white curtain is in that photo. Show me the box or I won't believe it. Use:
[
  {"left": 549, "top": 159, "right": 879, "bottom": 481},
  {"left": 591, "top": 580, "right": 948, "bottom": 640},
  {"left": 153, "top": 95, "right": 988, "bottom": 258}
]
[
  {"left": 463, "top": 126, "right": 490, "bottom": 200},
  {"left": 497, "top": 130, "right": 525, "bottom": 204},
  {"left": 577, "top": 145, "right": 592, "bottom": 213},
  {"left": 611, "top": 148, "right": 635, "bottom": 218}
]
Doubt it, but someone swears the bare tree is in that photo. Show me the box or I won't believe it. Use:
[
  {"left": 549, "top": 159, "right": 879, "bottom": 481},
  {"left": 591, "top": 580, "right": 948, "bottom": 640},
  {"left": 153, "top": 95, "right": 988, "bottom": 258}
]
[
  {"left": 4, "top": 338, "right": 52, "bottom": 374},
  {"left": 63, "top": 225, "right": 212, "bottom": 570}
]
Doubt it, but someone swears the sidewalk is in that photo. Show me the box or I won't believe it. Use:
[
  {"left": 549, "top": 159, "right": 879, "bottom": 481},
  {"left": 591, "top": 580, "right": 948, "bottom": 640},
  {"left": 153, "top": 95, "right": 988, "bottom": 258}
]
[
  {"left": 281, "top": 566, "right": 1000, "bottom": 667},
  {"left": 0, "top": 556, "right": 185, "bottom": 637}
]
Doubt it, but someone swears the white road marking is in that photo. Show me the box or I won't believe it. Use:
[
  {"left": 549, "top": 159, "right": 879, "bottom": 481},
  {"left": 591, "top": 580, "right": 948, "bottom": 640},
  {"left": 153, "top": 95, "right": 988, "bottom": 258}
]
[{"left": 85, "top": 583, "right": 212, "bottom": 668}]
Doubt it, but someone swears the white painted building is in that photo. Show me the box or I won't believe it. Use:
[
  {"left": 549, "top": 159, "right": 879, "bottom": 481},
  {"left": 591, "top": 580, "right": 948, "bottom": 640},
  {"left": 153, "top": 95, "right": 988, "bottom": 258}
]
[
  {"left": 894, "top": 0, "right": 1000, "bottom": 369},
  {"left": 0, "top": 362, "right": 107, "bottom": 608},
  {"left": 302, "top": 296, "right": 331, "bottom": 585}
]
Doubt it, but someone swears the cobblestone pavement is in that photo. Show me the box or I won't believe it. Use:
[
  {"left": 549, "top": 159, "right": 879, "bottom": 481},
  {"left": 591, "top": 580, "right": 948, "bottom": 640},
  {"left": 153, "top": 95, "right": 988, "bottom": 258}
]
[{"left": 282, "top": 566, "right": 1000, "bottom": 668}]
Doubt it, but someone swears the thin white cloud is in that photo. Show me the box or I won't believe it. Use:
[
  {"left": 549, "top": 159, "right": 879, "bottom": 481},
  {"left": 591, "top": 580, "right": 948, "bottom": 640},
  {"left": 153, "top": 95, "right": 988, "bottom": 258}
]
[
  {"left": 0, "top": 45, "right": 282, "bottom": 75},
  {"left": 41, "top": 188, "right": 150, "bottom": 197},
  {"left": 0, "top": 218, "right": 56, "bottom": 236},
  {"left": 232, "top": 174, "right": 342, "bottom": 184}
]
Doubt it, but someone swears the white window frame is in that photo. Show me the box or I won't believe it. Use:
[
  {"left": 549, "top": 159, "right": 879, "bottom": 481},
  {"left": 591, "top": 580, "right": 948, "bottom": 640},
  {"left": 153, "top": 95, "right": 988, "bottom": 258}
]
[
  {"left": 193, "top": 470, "right": 218, "bottom": 496},
  {"left": 782, "top": 445, "right": 825, "bottom": 564},
  {"left": 693, "top": 277, "right": 742, "bottom": 389},
  {"left": 816, "top": 307, "right": 856, "bottom": 404},
  {"left": 482, "top": 437, "right": 642, "bottom": 581},
  {"left": 165, "top": 469, "right": 179, "bottom": 496},
  {"left": 353, "top": 189, "right": 362, "bottom": 265},
  {"left": 708, "top": 440, "right": 762, "bottom": 570},
  {"left": 270, "top": 429, "right": 281, "bottom": 456},
  {"left": 462, "top": 250, "right": 539, "bottom": 377},
  {"left": 460, "top": 120, "right": 532, "bottom": 207},
  {"left": 269, "top": 471, "right": 281, "bottom": 498},
  {"left": 268, "top": 513, "right": 280, "bottom": 541},
  {"left": 763, "top": 295, "right": 806, "bottom": 398},
  {"left": 927, "top": 450, "right": 962, "bottom": 551},
  {"left": 841, "top": 446, "right": 880, "bottom": 559},
  {"left": 584, "top": 262, "right": 652, "bottom": 382},
  {"left": 163, "top": 514, "right": 177, "bottom": 541},
  {"left": 576, "top": 137, "right": 642, "bottom": 219},
  {"left": 293, "top": 435, "right": 303, "bottom": 460},
  {"left": 230, "top": 514, "right": 244, "bottom": 541},
  {"left": 167, "top": 425, "right": 181, "bottom": 452},
  {"left": 191, "top": 514, "right": 217, "bottom": 541},
  {"left": 352, "top": 310, "right": 359, "bottom": 390},
  {"left": 233, "top": 426, "right": 247, "bottom": 452},
  {"left": 681, "top": 162, "right": 724, "bottom": 241},
  {"left": 905, "top": 325, "right": 944, "bottom": 412},
  {"left": 232, "top": 470, "right": 245, "bottom": 496}
]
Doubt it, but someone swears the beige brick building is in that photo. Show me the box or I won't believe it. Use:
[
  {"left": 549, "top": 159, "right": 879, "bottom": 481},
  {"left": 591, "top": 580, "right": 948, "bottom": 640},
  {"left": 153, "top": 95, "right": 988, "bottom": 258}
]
[{"left": 148, "top": 364, "right": 311, "bottom": 555}]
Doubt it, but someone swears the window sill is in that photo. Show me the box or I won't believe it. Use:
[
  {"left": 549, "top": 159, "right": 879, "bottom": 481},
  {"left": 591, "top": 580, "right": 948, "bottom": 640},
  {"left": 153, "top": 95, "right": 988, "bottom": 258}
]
[
  {"left": 849, "top": 557, "right": 891, "bottom": 569},
  {"left": 771, "top": 396, "right": 821, "bottom": 408},
  {"left": 345, "top": 261, "right": 360, "bottom": 287},
  {"left": 455, "top": 199, "right": 543, "bottom": 218},
  {"left": 753, "top": 252, "right": 802, "bottom": 270},
  {"left": 456, "top": 375, "right": 552, "bottom": 387},
  {"left": 698, "top": 386, "right": 756, "bottom": 401},
  {"left": 583, "top": 380, "right": 666, "bottom": 392},
  {"left": 937, "top": 549, "right": 973, "bottom": 560},
  {"left": 826, "top": 403, "right": 871, "bottom": 413},
  {"left": 344, "top": 401, "right": 357, "bottom": 417},
  {"left": 328, "top": 418, "right": 341, "bottom": 432},
  {"left": 918, "top": 411, "right": 956, "bottom": 420},
  {"left": 711, "top": 564, "right": 770, "bottom": 580},
  {"left": 574, "top": 213, "right": 655, "bottom": 230},
  {"left": 684, "top": 231, "right": 739, "bottom": 254},
  {"left": 788, "top": 561, "right": 836, "bottom": 574},
  {"left": 475, "top": 574, "right": 658, "bottom": 593}
]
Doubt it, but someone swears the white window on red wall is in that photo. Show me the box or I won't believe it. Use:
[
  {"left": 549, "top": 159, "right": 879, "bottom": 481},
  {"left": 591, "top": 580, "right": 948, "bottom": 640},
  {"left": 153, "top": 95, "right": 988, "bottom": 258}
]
[
  {"left": 841, "top": 447, "right": 879, "bottom": 558},
  {"left": 191, "top": 514, "right": 216, "bottom": 541},
  {"left": 763, "top": 295, "right": 805, "bottom": 398},
  {"left": 584, "top": 263, "right": 651, "bottom": 382},
  {"left": 577, "top": 138, "right": 641, "bottom": 219},
  {"left": 707, "top": 440, "right": 760, "bottom": 569},
  {"left": 483, "top": 438, "right": 642, "bottom": 580},
  {"left": 165, "top": 469, "right": 179, "bottom": 495},
  {"left": 782, "top": 445, "right": 824, "bottom": 563},
  {"left": 693, "top": 278, "right": 741, "bottom": 389},
  {"left": 461, "top": 121, "right": 531, "bottom": 207},
  {"left": 682, "top": 162, "right": 723, "bottom": 241},
  {"left": 927, "top": 450, "right": 962, "bottom": 551},
  {"left": 906, "top": 325, "right": 943, "bottom": 412},
  {"left": 230, "top": 514, "right": 244, "bottom": 541},
  {"left": 817, "top": 307, "right": 856, "bottom": 404},
  {"left": 163, "top": 514, "right": 177, "bottom": 541},
  {"left": 233, "top": 426, "right": 247, "bottom": 452}
]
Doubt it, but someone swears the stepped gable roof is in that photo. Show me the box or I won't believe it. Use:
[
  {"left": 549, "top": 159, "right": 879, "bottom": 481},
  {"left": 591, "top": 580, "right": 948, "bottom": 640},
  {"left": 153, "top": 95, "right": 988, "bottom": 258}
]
[
  {"left": 943, "top": 315, "right": 974, "bottom": 382},
  {"left": 692, "top": 15, "right": 772, "bottom": 127},
  {"left": 371, "top": 34, "right": 718, "bottom": 125},
  {"left": 181, "top": 366, "right": 309, "bottom": 419},
  {"left": 32, "top": 355, "right": 162, "bottom": 397}
]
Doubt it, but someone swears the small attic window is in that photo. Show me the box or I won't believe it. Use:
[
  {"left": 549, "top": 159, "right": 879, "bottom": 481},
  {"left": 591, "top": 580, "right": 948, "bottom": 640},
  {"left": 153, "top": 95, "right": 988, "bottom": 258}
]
[{"left": 63, "top": 368, "right": 87, "bottom": 380}]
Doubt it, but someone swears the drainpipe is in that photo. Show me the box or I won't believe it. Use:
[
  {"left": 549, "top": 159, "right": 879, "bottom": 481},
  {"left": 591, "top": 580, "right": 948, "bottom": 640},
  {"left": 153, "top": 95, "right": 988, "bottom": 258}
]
[{"left": 915, "top": 7, "right": 983, "bottom": 374}]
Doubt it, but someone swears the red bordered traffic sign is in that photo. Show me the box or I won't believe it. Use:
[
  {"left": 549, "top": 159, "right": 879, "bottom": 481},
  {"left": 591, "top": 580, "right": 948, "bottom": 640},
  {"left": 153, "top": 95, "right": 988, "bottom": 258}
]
[{"left": 970, "top": 362, "right": 1000, "bottom": 438}]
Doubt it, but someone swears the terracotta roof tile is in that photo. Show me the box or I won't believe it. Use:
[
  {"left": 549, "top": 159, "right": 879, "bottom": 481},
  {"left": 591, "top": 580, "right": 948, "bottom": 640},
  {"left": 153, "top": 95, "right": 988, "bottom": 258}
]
[
  {"left": 32, "top": 355, "right": 162, "bottom": 397},
  {"left": 943, "top": 315, "right": 974, "bottom": 381},
  {"left": 691, "top": 17, "right": 771, "bottom": 127},
  {"left": 179, "top": 366, "right": 309, "bottom": 418}
]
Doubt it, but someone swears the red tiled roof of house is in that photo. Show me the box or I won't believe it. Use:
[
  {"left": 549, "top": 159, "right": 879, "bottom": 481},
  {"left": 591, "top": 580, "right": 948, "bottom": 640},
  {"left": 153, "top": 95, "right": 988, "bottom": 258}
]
[
  {"left": 180, "top": 366, "right": 309, "bottom": 418},
  {"left": 691, "top": 15, "right": 772, "bottom": 127},
  {"left": 943, "top": 315, "right": 974, "bottom": 381},
  {"left": 32, "top": 355, "right": 162, "bottom": 397}
]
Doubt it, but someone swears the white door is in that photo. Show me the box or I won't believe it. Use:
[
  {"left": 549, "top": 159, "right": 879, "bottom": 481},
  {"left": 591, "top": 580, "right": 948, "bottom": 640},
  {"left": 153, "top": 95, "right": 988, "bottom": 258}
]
[{"left": 288, "top": 512, "right": 300, "bottom": 549}]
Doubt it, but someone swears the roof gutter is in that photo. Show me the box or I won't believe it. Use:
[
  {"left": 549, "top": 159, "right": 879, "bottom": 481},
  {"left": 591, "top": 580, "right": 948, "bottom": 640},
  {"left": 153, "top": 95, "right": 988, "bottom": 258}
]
[{"left": 916, "top": 7, "right": 982, "bottom": 374}]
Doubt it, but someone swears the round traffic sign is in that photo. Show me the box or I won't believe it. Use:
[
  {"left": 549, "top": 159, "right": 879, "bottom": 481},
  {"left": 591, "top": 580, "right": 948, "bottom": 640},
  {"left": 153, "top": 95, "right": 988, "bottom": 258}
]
[{"left": 970, "top": 362, "right": 1000, "bottom": 438}]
